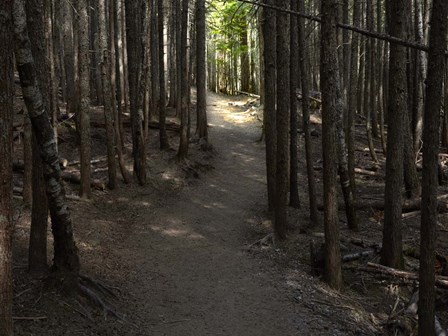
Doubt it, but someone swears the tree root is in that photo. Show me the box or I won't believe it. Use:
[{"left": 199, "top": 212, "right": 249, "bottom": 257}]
[
  {"left": 76, "top": 274, "right": 124, "bottom": 321},
  {"left": 78, "top": 283, "right": 120, "bottom": 320},
  {"left": 80, "top": 274, "right": 118, "bottom": 299},
  {"left": 247, "top": 233, "right": 276, "bottom": 249}
]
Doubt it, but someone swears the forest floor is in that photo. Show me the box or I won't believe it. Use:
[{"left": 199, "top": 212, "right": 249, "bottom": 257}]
[{"left": 11, "top": 92, "right": 448, "bottom": 335}]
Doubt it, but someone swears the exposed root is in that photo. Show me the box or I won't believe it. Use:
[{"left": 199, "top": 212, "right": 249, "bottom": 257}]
[
  {"left": 78, "top": 283, "right": 120, "bottom": 320},
  {"left": 80, "top": 274, "right": 118, "bottom": 298},
  {"left": 247, "top": 233, "right": 276, "bottom": 249}
]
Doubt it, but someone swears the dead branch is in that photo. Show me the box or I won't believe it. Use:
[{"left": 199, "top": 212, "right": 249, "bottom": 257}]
[
  {"left": 342, "top": 249, "right": 380, "bottom": 262},
  {"left": 354, "top": 167, "right": 383, "bottom": 177},
  {"left": 235, "top": 90, "right": 260, "bottom": 98},
  {"left": 318, "top": 194, "right": 448, "bottom": 213},
  {"left": 90, "top": 119, "right": 181, "bottom": 132},
  {"left": 364, "top": 262, "right": 448, "bottom": 289}
]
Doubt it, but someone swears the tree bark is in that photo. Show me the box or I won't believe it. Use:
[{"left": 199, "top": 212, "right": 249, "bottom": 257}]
[
  {"left": 177, "top": 0, "right": 190, "bottom": 159},
  {"left": 99, "top": 0, "right": 117, "bottom": 190},
  {"left": 289, "top": 0, "right": 300, "bottom": 209},
  {"left": 25, "top": 0, "right": 50, "bottom": 275},
  {"left": 125, "top": 0, "right": 147, "bottom": 184},
  {"left": 14, "top": 0, "right": 80, "bottom": 285},
  {"left": 0, "top": 1, "right": 14, "bottom": 333},
  {"left": 418, "top": 0, "right": 448, "bottom": 333},
  {"left": 195, "top": 0, "right": 208, "bottom": 142},
  {"left": 261, "top": 0, "right": 277, "bottom": 213},
  {"left": 158, "top": 0, "right": 170, "bottom": 149},
  {"left": 77, "top": 0, "right": 92, "bottom": 198},
  {"left": 298, "top": 0, "right": 319, "bottom": 228},
  {"left": 381, "top": 0, "right": 408, "bottom": 269},
  {"left": 321, "top": 0, "right": 342, "bottom": 290},
  {"left": 274, "top": 0, "right": 290, "bottom": 239}
]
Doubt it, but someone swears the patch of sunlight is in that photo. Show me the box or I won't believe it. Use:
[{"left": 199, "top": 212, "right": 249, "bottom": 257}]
[
  {"left": 224, "top": 114, "right": 252, "bottom": 124},
  {"left": 310, "top": 114, "right": 322, "bottom": 124},
  {"left": 136, "top": 201, "right": 151, "bottom": 207},
  {"left": 79, "top": 241, "right": 94, "bottom": 251},
  {"left": 150, "top": 225, "right": 205, "bottom": 240}
]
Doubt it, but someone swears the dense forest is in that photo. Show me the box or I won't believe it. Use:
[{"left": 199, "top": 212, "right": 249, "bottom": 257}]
[{"left": 1, "top": 0, "right": 448, "bottom": 335}]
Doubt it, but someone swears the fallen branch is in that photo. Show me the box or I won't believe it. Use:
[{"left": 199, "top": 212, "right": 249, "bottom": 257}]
[
  {"left": 90, "top": 119, "right": 181, "bottom": 132},
  {"left": 318, "top": 194, "right": 448, "bottom": 213},
  {"left": 364, "top": 262, "right": 448, "bottom": 289},
  {"left": 342, "top": 249, "right": 380, "bottom": 262},
  {"left": 235, "top": 90, "right": 260, "bottom": 98},
  {"left": 13, "top": 316, "right": 47, "bottom": 321},
  {"left": 354, "top": 167, "right": 383, "bottom": 177}
]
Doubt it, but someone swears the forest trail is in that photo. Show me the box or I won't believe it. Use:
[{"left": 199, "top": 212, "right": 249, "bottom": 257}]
[{"left": 107, "top": 92, "right": 308, "bottom": 335}]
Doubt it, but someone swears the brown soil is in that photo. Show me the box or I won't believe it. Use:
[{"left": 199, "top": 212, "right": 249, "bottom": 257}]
[{"left": 12, "top": 92, "right": 448, "bottom": 335}]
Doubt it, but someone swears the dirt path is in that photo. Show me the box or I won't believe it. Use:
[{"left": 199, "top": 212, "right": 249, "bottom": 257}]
[{"left": 104, "top": 92, "right": 310, "bottom": 335}]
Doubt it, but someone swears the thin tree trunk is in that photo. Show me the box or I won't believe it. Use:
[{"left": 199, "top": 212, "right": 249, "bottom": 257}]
[
  {"left": 274, "top": 0, "right": 290, "bottom": 239},
  {"left": 77, "top": 0, "right": 92, "bottom": 198},
  {"left": 298, "top": 0, "right": 319, "bottom": 227},
  {"left": 418, "top": 0, "right": 448, "bottom": 333},
  {"left": 62, "top": 0, "right": 76, "bottom": 116},
  {"left": 110, "top": 0, "right": 130, "bottom": 183},
  {"left": 0, "top": 1, "right": 14, "bottom": 333},
  {"left": 381, "top": 0, "right": 408, "bottom": 269},
  {"left": 261, "top": 0, "right": 276, "bottom": 213},
  {"left": 177, "top": 0, "right": 190, "bottom": 159},
  {"left": 125, "top": 0, "right": 147, "bottom": 184},
  {"left": 23, "top": 117, "right": 33, "bottom": 204},
  {"left": 321, "top": 0, "right": 343, "bottom": 290},
  {"left": 289, "top": 0, "right": 300, "bottom": 209},
  {"left": 195, "top": 0, "right": 208, "bottom": 141},
  {"left": 99, "top": 0, "right": 117, "bottom": 189},
  {"left": 159, "top": 0, "right": 169, "bottom": 148},
  {"left": 347, "top": 0, "right": 361, "bottom": 192}
]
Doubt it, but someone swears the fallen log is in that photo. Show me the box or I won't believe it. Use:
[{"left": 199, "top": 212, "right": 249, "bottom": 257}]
[
  {"left": 364, "top": 262, "right": 448, "bottom": 289},
  {"left": 354, "top": 167, "right": 383, "bottom": 177},
  {"left": 13, "top": 161, "right": 106, "bottom": 190},
  {"left": 318, "top": 194, "right": 448, "bottom": 213},
  {"left": 90, "top": 119, "right": 181, "bottom": 132},
  {"left": 235, "top": 90, "right": 260, "bottom": 98}
]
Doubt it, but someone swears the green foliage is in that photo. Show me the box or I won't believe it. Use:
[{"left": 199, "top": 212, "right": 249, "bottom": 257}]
[{"left": 207, "top": 0, "right": 251, "bottom": 57}]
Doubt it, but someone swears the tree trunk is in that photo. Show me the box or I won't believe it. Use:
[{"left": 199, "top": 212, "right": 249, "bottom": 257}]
[
  {"left": 159, "top": 0, "right": 169, "bottom": 149},
  {"left": 381, "top": 0, "right": 408, "bottom": 269},
  {"left": 25, "top": 0, "right": 50, "bottom": 276},
  {"left": 298, "top": 0, "right": 319, "bottom": 228},
  {"left": 261, "top": 0, "right": 276, "bottom": 213},
  {"left": 29, "top": 134, "right": 49, "bottom": 275},
  {"left": 177, "top": 0, "right": 190, "bottom": 159},
  {"left": 77, "top": 0, "right": 92, "bottom": 198},
  {"left": 0, "top": 1, "right": 14, "bottom": 333},
  {"left": 321, "top": 0, "right": 343, "bottom": 290},
  {"left": 418, "top": 0, "right": 448, "bottom": 333},
  {"left": 14, "top": 0, "right": 80, "bottom": 285},
  {"left": 289, "top": 0, "right": 300, "bottom": 209},
  {"left": 23, "top": 116, "right": 33, "bottom": 204},
  {"left": 347, "top": 0, "right": 361, "bottom": 193},
  {"left": 195, "top": 0, "right": 208, "bottom": 141},
  {"left": 99, "top": 0, "right": 117, "bottom": 190},
  {"left": 62, "top": 0, "right": 76, "bottom": 116},
  {"left": 274, "top": 0, "right": 290, "bottom": 239},
  {"left": 125, "top": 0, "right": 147, "bottom": 184}
]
